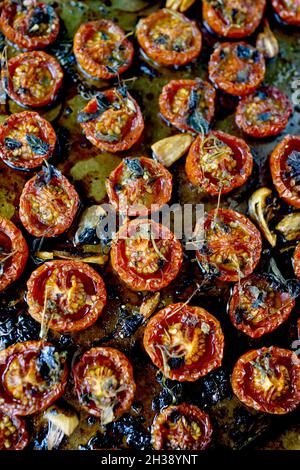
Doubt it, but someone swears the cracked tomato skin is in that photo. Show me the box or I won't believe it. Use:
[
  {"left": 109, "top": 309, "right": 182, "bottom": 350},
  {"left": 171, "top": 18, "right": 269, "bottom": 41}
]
[
  {"left": 0, "top": 111, "right": 56, "bottom": 170},
  {"left": 73, "top": 20, "right": 134, "bottom": 80},
  {"left": 0, "top": 215, "right": 28, "bottom": 293},
  {"left": 209, "top": 42, "right": 265, "bottom": 97},
  {"left": 293, "top": 243, "right": 300, "bottom": 279},
  {"left": 196, "top": 209, "right": 262, "bottom": 282},
  {"left": 229, "top": 274, "right": 295, "bottom": 338},
  {"left": 106, "top": 157, "right": 172, "bottom": 216},
  {"left": 3, "top": 51, "right": 63, "bottom": 108},
  {"left": 236, "top": 86, "right": 293, "bottom": 138},
  {"left": 0, "top": 411, "right": 28, "bottom": 450},
  {"left": 0, "top": 2, "right": 60, "bottom": 51},
  {"left": 143, "top": 303, "right": 224, "bottom": 382},
  {"left": 136, "top": 8, "right": 202, "bottom": 67},
  {"left": 27, "top": 260, "right": 107, "bottom": 333},
  {"left": 111, "top": 219, "right": 183, "bottom": 292},
  {"left": 73, "top": 347, "right": 136, "bottom": 419},
  {"left": 0, "top": 340, "right": 68, "bottom": 416},
  {"left": 152, "top": 403, "right": 212, "bottom": 450},
  {"left": 185, "top": 130, "right": 253, "bottom": 196},
  {"left": 231, "top": 346, "right": 300, "bottom": 414},
  {"left": 159, "top": 79, "right": 216, "bottom": 133},
  {"left": 270, "top": 135, "right": 300, "bottom": 208},
  {"left": 272, "top": 0, "right": 300, "bottom": 26},
  {"left": 203, "top": 0, "right": 266, "bottom": 39},
  {"left": 79, "top": 88, "right": 144, "bottom": 153}
]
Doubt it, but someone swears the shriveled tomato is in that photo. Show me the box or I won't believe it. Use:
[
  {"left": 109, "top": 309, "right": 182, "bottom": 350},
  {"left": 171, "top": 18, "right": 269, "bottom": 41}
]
[
  {"left": 209, "top": 42, "right": 265, "bottom": 96},
  {"left": 136, "top": 8, "right": 202, "bottom": 67},
  {"left": 0, "top": 2, "right": 60, "bottom": 51},
  {"left": 0, "top": 340, "right": 68, "bottom": 416},
  {"left": 0, "top": 111, "right": 56, "bottom": 170},
  {"left": 143, "top": 303, "right": 224, "bottom": 381},
  {"left": 293, "top": 243, "right": 300, "bottom": 278},
  {"left": 73, "top": 347, "right": 135, "bottom": 422},
  {"left": 19, "top": 164, "right": 79, "bottom": 238},
  {"left": 232, "top": 346, "right": 300, "bottom": 414},
  {"left": 196, "top": 209, "right": 262, "bottom": 282},
  {"left": 0, "top": 215, "right": 28, "bottom": 293},
  {"left": 236, "top": 86, "right": 293, "bottom": 138},
  {"left": 185, "top": 130, "right": 253, "bottom": 195},
  {"left": 151, "top": 403, "right": 212, "bottom": 450},
  {"left": 27, "top": 260, "right": 107, "bottom": 333},
  {"left": 3, "top": 51, "right": 63, "bottom": 108},
  {"left": 272, "top": 0, "right": 300, "bottom": 26},
  {"left": 159, "top": 79, "right": 216, "bottom": 133},
  {"left": 78, "top": 87, "right": 144, "bottom": 153},
  {"left": 270, "top": 135, "right": 300, "bottom": 208},
  {"left": 229, "top": 274, "right": 295, "bottom": 338},
  {"left": 111, "top": 219, "right": 183, "bottom": 292},
  {"left": 203, "top": 0, "right": 266, "bottom": 39},
  {"left": 106, "top": 157, "right": 172, "bottom": 216},
  {"left": 0, "top": 411, "right": 28, "bottom": 450},
  {"left": 73, "top": 19, "right": 134, "bottom": 80}
]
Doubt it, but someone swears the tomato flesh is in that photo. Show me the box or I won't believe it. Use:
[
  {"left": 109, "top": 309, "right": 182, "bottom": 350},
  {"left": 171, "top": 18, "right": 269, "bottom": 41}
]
[
  {"left": 272, "top": 0, "right": 300, "bottom": 26},
  {"left": 0, "top": 411, "right": 28, "bottom": 450},
  {"left": 293, "top": 243, "right": 300, "bottom": 278}
]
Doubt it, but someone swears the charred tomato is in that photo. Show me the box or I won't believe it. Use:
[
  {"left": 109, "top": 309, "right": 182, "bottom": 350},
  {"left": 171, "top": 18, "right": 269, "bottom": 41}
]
[
  {"left": 73, "top": 347, "right": 135, "bottom": 423},
  {"left": 0, "top": 411, "right": 28, "bottom": 450},
  {"left": 293, "top": 243, "right": 300, "bottom": 278},
  {"left": 231, "top": 346, "right": 300, "bottom": 414},
  {"left": 136, "top": 8, "right": 202, "bottom": 67},
  {"left": 106, "top": 157, "right": 172, "bottom": 216},
  {"left": 27, "top": 260, "right": 107, "bottom": 333},
  {"left": 209, "top": 42, "right": 265, "bottom": 96},
  {"left": 111, "top": 219, "right": 183, "bottom": 292},
  {"left": 272, "top": 0, "right": 300, "bottom": 27},
  {"left": 0, "top": 340, "right": 68, "bottom": 416},
  {"left": 143, "top": 303, "right": 224, "bottom": 381},
  {"left": 185, "top": 130, "right": 253, "bottom": 195},
  {"left": 0, "top": 111, "right": 56, "bottom": 170}
]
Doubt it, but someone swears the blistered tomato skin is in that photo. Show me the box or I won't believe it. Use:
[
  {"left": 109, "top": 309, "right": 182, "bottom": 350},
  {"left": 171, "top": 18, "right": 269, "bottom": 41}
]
[
  {"left": 111, "top": 219, "right": 183, "bottom": 292},
  {"left": 293, "top": 243, "right": 300, "bottom": 279},
  {"left": 73, "top": 20, "right": 134, "bottom": 80},
  {"left": 152, "top": 404, "right": 213, "bottom": 450},
  {"left": 143, "top": 303, "right": 224, "bottom": 382},
  {"left": 270, "top": 135, "right": 300, "bottom": 208},
  {"left": 185, "top": 130, "right": 253, "bottom": 195},
  {"left": 272, "top": 0, "right": 300, "bottom": 26},
  {"left": 0, "top": 2, "right": 60, "bottom": 51},
  {"left": 136, "top": 9, "right": 202, "bottom": 67},
  {"left": 232, "top": 347, "right": 300, "bottom": 414},
  {"left": 26, "top": 260, "right": 107, "bottom": 333},
  {"left": 209, "top": 42, "right": 266, "bottom": 97},
  {"left": 0, "top": 412, "right": 28, "bottom": 450},
  {"left": 0, "top": 340, "right": 68, "bottom": 416},
  {"left": 236, "top": 87, "right": 293, "bottom": 138}
]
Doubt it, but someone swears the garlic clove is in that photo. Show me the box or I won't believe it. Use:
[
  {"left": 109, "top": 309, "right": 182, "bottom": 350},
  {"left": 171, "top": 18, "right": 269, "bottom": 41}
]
[
  {"left": 151, "top": 133, "right": 193, "bottom": 168},
  {"left": 256, "top": 20, "right": 279, "bottom": 60},
  {"left": 248, "top": 187, "right": 277, "bottom": 247}
]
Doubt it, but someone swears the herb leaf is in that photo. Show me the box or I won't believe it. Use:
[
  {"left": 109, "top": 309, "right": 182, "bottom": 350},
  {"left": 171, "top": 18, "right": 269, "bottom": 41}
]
[
  {"left": 124, "top": 158, "right": 144, "bottom": 177},
  {"left": 4, "top": 137, "right": 22, "bottom": 150},
  {"left": 287, "top": 150, "right": 300, "bottom": 184},
  {"left": 34, "top": 164, "right": 61, "bottom": 188},
  {"left": 78, "top": 93, "right": 110, "bottom": 123},
  {"left": 26, "top": 134, "right": 50, "bottom": 155}
]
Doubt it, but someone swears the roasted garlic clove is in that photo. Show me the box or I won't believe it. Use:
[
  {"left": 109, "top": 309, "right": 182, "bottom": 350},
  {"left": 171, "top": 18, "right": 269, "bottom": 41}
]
[
  {"left": 44, "top": 405, "right": 79, "bottom": 450},
  {"left": 151, "top": 133, "right": 193, "bottom": 168},
  {"left": 140, "top": 292, "right": 161, "bottom": 319},
  {"left": 276, "top": 213, "right": 300, "bottom": 241},
  {"left": 249, "top": 187, "right": 277, "bottom": 247},
  {"left": 166, "top": 0, "right": 196, "bottom": 12},
  {"left": 256, "top": 20, "right": 279, "bottom": 60}
]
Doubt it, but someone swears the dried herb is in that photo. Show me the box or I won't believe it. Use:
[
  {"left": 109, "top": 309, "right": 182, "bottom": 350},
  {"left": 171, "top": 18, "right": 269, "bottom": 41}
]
[
  {"left": 4, "top": 137, "right": 22, "bottom": 150},
  {"left": 34, "top": 164, "right": 61, "bottom": 188},
  {"left": 26, "top": 134, "right": 50, "bottom": 155},
  {"left": 187, "top": 87, "right": 209, "bottom": 134},
  {"left": 287, "top": 150, "right": 300, "bottom": 184},
  {"left": 258, "top": 112, "right": 272, "bottom": 122},
  {"left": 124, "top": 158, "right": 144, "bottom": 178}
]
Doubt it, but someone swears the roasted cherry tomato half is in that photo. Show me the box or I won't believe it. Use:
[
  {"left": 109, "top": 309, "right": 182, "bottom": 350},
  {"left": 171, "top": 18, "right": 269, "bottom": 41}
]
[
  {"left": 236, "top": 86, "right": 293, "bottom": 138},
  {"left": 78, "top": 87, "right": 144, "bottom": 153},
  {"left": 111, "top": 219, "right": 183, "bottom": 292},
  {"left": 270, "top": 135, "right": 300, "bottom": 208},
  {"left": 3, "top": 51, "right": 63, "bottom": 108},
  {"left": 203, "top": 0, "right": 266, "bottom": 39},
  {"left": 0, "top": 111, "right": 56, "bottom": 170},
  {"left": 136, "top": 8, "right": 202, "bottom": 67},
  {"left": 197, "top": 209, "right": 262, "bottom": 282},
  {"left": 152, "top": 403, "right": 212, "bottom": 450},
  {"left": 0, "top": 411, "right": 28, "bottom": 450},
  {"left": 106, "top": 157, "right": 172, "bottom": 216},
  {"left": 73, "top": 19, "right": 134, "bottom": 80},
  {"left": 0, "top": 215, "right": 28, "bottom": 293},
  {"left": 0, "top": 2, "right": 60, "bottom": 51},
  {"left": 293, "top": 243, "right": 300, "bottom": 279},
  {"left": 73, "top": 346, "right": 135, "bottom": 422},
  {"left": 229, "top": 274, "right": 295, "bottom": 338},
  {"left": 209, "top": 42, "right": 265, "bottom": 97},
  {"left": 143, "top": 303, "right": 224, "bottom": 381},
  {"left": 185, "top": 131, "right": 253, "bottom": 196},
  {"left": 272, "top": 0, "right": 300, "bottom": 27},
  {"left": 232, "top": 346, "right": 300, "bottom": 414},
  {"left": 0, "top": 340, "right": 68, "bottom": 416},
  {"left": 27, "top": 260, "right": 107, "bottom": 333},
  {"left": 159, "top": 79, "right": 216, "bottom": 133},
  {"left": 19, "top": 164, "right": 79, "bottom": 238}
]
